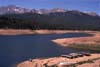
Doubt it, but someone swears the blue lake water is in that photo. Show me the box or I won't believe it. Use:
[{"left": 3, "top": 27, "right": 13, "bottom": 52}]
[{"left": 0, "top": 33, "right": 93, "bottom": 67}]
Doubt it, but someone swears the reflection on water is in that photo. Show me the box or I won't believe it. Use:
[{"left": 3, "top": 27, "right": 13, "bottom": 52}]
[{"left": 0, "top": 33, "right": 93, "bottom": 67}]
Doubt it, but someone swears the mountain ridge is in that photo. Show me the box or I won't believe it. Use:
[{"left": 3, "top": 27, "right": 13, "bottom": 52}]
[
  {"left": 0, "top": 5, "right": 100, "bottom": 30},
  {"left": 0, "top": 5, "right": 99, "bottom": 17}
]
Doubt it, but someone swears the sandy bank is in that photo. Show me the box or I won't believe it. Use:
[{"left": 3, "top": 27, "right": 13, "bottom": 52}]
[
  {"left": 0, "top": 29, "right": 34, "bottom": 35},
  {"left": 77, "top": 59, "right": 100, "bottom": 67},
  {"left": 17, "top": 54, "right": 100, "bottom": 67},
  {"left": 0, "top": 29, "right": 98, "bottom": 35},
  {"left": 52, "top": 31, "right": 100, "bottom": 46}
]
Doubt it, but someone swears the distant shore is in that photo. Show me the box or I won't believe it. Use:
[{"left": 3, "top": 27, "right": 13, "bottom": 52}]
[
  {"left": 0, "top": 29, "right": 99, "bottom": 35},
  {"left": 0, "top": 29, "right": 34, "bottom": 35},
  {"left": 0, "top": 29, "right": 100, "bottom": 49}
]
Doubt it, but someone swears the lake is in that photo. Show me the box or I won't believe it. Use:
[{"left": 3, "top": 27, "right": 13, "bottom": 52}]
[{"left": 0, "top": 33, "right": 92, "bottom": 67}]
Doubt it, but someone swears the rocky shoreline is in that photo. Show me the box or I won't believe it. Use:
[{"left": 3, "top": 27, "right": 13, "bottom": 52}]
[{"left": 17, "top": 54, "right": 100, "bottom": 67}]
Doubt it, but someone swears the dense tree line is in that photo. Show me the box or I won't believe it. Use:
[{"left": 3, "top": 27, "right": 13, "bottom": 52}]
[
  {"left": 0, "top": 15, "right": 36, "bottom": 29},
  {"left": 0, "top": 12, "right": 100, "bottom": 30}
]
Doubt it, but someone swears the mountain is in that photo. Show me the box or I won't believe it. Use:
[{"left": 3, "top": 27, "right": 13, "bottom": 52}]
[
  {"left": 0, "top": 5, "right": 100, "bottom": 30},
  {"left": 86, "top": 12, "right": 99, "bottom": 16},
  {"left": 0, "top": 5, "right": 67, "bottom": 14},
  {"left": 0, "top": 10, "right": 100, "bottom": 30},
  {"left": 50, "top": 8, "right": 66, "bottom": 13},
  {"left": 0, "top": 5, "right": 31, "bottom": 14},
  {"left": 0, "top": 5, "right": 99, "bottom": 17}
]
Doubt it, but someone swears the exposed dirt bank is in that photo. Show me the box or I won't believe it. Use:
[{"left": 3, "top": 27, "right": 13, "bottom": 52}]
[
  {"left": 78, "top": 59, "right": 100, "bottom": 67},
  {"left": 17, "top": 54, "right": 100, "bottom": 67},
  {"left": 0, "top": 29, "right": 98, "bottom": 35},
  {"left": 0, "top": 29, "right": 34, "bottom": 35},
  {"left": 52, "top": 31, "right": 100, "bottom": 46}
]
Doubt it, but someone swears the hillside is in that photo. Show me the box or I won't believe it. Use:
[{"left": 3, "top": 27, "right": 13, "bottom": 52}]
[{"left": 0, "top": 8, "right": 100, "bottom": 30}]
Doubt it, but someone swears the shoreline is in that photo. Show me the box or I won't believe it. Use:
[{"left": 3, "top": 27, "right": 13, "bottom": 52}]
[
  {"left": 0, "top": 29, "right": 100, "bottom": 67},
  {"left": 0, "top": 29, "right": 99, "bottom": 35},
  {"left": 17, "top": 54, "right": 100, "bottom": 67},
  {"left": 0, "top": 29, "right": 34, "bottom": 35}
]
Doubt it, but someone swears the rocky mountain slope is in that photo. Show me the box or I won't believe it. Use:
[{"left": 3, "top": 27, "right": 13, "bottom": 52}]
[
  {"left": 0, "top": 5, "right": 100, "bottom": 30},
  {"left": 0, "top": 5, "right": 99, "bottom": 16}
]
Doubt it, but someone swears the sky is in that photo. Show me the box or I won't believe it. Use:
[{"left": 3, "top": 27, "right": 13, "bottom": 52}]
[{"left": 0, "top": 0, "right": 99, "bottom": 14}]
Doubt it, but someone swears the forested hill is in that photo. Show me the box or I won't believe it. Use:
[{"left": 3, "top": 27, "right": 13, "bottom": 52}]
[{"left": 0, "top": 11, "right": 100, "bottom": 30}]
